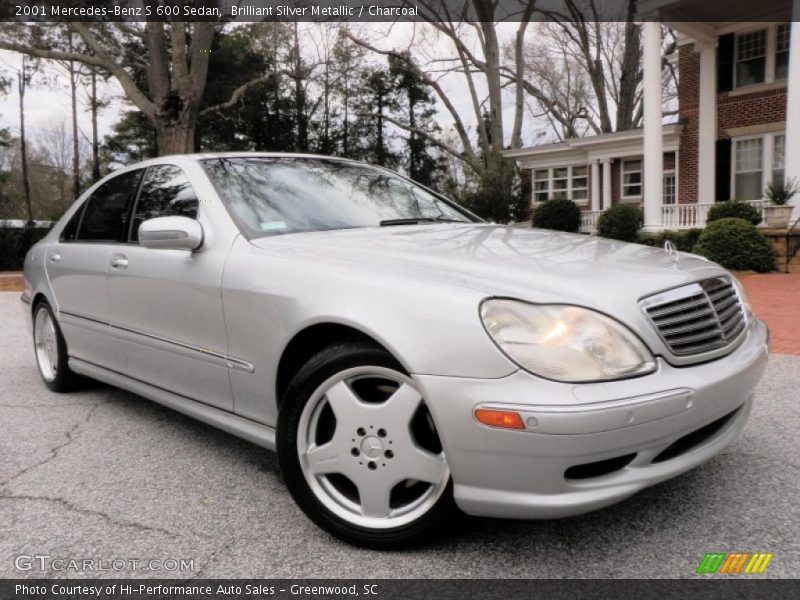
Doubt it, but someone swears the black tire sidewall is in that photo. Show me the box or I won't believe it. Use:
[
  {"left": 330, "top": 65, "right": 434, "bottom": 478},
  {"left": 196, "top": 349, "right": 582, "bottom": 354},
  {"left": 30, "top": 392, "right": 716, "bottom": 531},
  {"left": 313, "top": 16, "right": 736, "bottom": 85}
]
[
  {"left": 277, "top": 341, "right": 455, "bottom": 548},
  {"left": 33, "top": 301, "right": 76, "bottom": 392}
]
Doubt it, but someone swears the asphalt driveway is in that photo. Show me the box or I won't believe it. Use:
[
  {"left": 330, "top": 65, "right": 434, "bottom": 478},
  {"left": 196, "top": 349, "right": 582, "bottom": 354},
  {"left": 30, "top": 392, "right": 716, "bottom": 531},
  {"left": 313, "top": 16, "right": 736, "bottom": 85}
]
[{"left": 1, "top": 291, "right": 798, "bottom": 578}]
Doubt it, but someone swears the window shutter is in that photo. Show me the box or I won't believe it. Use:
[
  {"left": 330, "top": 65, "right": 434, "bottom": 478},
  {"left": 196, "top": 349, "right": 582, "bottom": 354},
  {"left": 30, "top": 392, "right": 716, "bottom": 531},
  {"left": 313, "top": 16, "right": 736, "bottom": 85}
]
[
  {"left": 715, "top": 139, "right": 732, "bottom": 201},
  {"left": 717, "top": 33, "right": 735, "bottom": 93}
]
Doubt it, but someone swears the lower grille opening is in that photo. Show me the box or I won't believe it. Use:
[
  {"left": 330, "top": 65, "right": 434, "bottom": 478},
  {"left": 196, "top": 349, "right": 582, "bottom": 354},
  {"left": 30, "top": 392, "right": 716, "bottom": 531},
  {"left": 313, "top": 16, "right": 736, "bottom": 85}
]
[
  {"left": 651, "top": 406, "right": 742, "bottom": 464},
  {"left": 565, "top": 453, "right": 637, "bottom": 480}
]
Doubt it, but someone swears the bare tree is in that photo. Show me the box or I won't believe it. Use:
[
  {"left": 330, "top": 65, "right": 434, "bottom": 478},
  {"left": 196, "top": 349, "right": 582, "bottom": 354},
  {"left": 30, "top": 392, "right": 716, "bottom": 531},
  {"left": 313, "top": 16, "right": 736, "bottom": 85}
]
[
  {"left": 350, "top": 2, "right": 537, "bottom": 179},
  {"left": 34, "top": 119, "right": 71, "bottom": 206},
  {"left": 17, "top": 55, "right": 36, "bottom": 224},
  {"left": 0, "top": 18, "right": 276, "bottom": 154}
]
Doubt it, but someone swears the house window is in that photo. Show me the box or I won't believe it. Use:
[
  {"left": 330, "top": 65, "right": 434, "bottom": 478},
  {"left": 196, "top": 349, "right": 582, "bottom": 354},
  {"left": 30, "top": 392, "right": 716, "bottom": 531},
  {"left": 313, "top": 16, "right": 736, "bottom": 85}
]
[
  {"left": 533, "top": 169, "right": 549, "bottom": 202},
  {"left": 663, "top": 172, "right": 676, "bottom": 205},
  {"left": 773, "top": 134, "right": 786, "bottom": 186},
  {"left": 735, "top": 29, "right": 767, "bottom": 87},
  {"left": 734, "top": 138, "right": 763, "bottom": 200},
  {"left": 531, "top": 166, "right": 588, "bottom": 204},
  {"left": 621, "top": 159, "right": 643, "bottom": 199},
  {"left": 775, "top": 24, "right": 791, "bottom": 80}
]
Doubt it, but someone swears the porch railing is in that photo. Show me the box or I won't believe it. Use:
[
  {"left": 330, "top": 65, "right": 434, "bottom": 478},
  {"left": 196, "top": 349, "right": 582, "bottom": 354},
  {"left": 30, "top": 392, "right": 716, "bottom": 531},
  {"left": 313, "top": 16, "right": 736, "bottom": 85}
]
[
  {"left": 660, "top": 200, "right": 770, "bottom": 230},
  {"left": 579, "top": 210, "right": 603, "bottom": 233},
  {"left": 579, "top": 200, "right": 773, "bottom": 234}
]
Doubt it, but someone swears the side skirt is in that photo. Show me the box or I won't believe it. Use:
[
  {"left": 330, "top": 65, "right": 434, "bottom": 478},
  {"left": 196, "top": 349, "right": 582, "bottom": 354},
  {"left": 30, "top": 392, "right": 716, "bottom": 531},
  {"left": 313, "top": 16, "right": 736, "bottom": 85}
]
[{"left": 69, "top": 357, "right": 277, "bottom": 451}]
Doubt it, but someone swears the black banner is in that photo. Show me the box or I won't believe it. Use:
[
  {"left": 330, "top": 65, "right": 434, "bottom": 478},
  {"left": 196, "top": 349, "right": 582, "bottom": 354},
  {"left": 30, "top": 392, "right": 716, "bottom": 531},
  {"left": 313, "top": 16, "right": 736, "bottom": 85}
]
[
  {"left": 1, "top": 0, "right": 795, "bottom": 23},
  {"left": 2, "top": 579, "right": 800, "bottom": 600}
]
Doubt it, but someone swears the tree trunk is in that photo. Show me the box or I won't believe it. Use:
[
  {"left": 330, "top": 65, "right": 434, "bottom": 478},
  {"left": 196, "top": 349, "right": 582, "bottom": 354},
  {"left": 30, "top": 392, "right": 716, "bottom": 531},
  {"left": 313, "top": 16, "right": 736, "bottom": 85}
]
[
  {"left": 616, "top": 10, "right": 642, "bottom": 131},
  {"left": 156, "top": 119, "right": 197, "bottom": 154},
  {"left": 18, "top": 63, "right": 33, "bottom": 224},
  {"left": 90, "top": 69, "right": 100, "bottom": 182},
  {"left": 68, "top": 35, "right": 80, "bottom": 199}
]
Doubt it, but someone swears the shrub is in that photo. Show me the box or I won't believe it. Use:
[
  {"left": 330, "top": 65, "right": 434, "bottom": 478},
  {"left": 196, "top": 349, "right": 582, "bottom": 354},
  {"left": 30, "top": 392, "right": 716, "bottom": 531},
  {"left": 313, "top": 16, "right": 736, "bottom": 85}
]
[
  {"left": 706, "top": 200, "right": 762, "bottom": 226},
  {"left": 596, "top": 204, "right": 642, "bottom": 242},
  {"left": 638, "top": 229, "right": 703, "bottom": 253},
  {"left": 0, "top": 226, "right": 52, "bottom": 271},
  {"left": 692, "top": 218, "right": 774, "bottom": 272},
  {"left": 531, "top": 199, "right": 581, "bottom": 233}
]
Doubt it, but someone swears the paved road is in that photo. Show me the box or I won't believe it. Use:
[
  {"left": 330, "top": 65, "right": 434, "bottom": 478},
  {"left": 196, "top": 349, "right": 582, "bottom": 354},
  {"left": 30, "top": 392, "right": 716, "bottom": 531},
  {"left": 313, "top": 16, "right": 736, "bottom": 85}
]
[{"left": 1, "top": 292, "right": 798, "bottom": 579}]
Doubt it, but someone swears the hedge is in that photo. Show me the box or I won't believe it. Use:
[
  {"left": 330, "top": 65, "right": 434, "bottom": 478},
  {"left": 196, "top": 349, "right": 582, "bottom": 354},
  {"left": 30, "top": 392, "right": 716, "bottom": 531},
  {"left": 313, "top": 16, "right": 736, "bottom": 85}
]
[
  {"left": 0, "top": 226, "right": 53, "bottom": 271},
  {"left": 596, "top": 204, "right": 642, "bottom": 242},
  {"left": 531, "top": 199, "right": 581, "bottom": 233},
  {"left": 706, "top": 200, "right": 762, "bottom": 226},
  {"left": 638, "top": 229, "right": 703, "bottom": 252},
  {"left": 692, "top": 218, "right": 774, "bottom": 272}
]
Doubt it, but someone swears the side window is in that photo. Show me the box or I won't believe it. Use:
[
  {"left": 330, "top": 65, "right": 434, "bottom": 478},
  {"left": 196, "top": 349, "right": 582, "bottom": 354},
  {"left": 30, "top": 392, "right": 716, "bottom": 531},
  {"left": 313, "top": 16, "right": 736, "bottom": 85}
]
[
  {"left": 59, "top": 203, "right": 85, "bottom": 242},
  {"left": 76, "top": 170, "right": 143, "bottom": 242},
  {"left": 130, "top": 165, "right": 199, "bottom": 243}
]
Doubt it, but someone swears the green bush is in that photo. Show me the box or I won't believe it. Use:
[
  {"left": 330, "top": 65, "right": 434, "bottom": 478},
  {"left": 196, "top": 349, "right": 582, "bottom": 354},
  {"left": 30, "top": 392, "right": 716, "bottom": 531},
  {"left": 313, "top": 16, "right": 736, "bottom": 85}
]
[
  {"left": 706, "top": 200, "right": 762, "bottom": 226},
  {"left": 596, "top": 204, "right": 642, "bottom": 242},
  {"left": 531, "top": 199, "right": 581, "bottom": 233},
  {"left": 638, "top": 229, "right": 703, "bottom": 252},
  {"left": 692, "top": 218, "right": 774, "bottom": 272},
  {"left": 0, "top": 226, "right": 52, "bottom": 271}
]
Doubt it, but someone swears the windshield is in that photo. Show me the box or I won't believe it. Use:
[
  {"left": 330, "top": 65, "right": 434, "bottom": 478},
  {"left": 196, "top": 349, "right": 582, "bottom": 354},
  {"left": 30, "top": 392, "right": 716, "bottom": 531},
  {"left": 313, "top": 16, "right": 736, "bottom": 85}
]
[{"left": 201, "top": 157, "right": 475, "bottom": 237}]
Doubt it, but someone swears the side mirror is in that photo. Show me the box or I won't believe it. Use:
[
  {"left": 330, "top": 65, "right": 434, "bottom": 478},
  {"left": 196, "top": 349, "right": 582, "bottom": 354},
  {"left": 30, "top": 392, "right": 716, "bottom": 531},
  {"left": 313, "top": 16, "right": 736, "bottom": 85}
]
[{"left": 138, "top": 216, "right": 204, "bottom": 251}]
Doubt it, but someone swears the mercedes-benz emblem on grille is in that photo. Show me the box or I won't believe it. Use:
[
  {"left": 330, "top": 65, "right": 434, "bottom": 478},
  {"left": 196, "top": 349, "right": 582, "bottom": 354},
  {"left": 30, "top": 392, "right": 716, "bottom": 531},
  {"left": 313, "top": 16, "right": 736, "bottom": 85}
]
[
  {"left": 664, "top": 240, "right": 679, "bottom": 265},
  {"left": 664, "top": 240, "right": 680, "bottom": 265}
]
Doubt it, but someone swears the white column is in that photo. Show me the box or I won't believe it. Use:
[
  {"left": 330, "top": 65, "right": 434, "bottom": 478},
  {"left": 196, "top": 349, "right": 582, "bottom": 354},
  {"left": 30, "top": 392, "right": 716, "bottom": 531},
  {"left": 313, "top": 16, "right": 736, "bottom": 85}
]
[
  {"left": 590, "top": 161, "right": 601, "bottom": 212},
  {"left": 602, "top": 159, "right": 612, "bottom": 210},
  {"left": 786, "top": 0, "right": 800, "bottom": 220},
  {"left": 642, "top": 21, "right": 664, "bottom": 231},
  {"left": 697, "top": 41, "right": 717, "bottom": 203}
]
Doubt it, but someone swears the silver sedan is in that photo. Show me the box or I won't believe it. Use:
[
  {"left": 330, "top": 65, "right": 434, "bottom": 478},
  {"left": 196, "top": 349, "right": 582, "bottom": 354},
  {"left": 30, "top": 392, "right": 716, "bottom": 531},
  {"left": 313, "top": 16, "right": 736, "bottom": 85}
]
[{"left": 21, "top": 153, "right": 768, "bottom": 547}]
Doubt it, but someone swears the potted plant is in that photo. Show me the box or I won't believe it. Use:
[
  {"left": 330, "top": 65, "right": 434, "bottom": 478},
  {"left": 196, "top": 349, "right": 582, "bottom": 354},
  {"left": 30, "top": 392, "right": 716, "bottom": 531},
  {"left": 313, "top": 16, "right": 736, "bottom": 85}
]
[{"left": 763, "top": 178, "right": 799, "bottom": 228}]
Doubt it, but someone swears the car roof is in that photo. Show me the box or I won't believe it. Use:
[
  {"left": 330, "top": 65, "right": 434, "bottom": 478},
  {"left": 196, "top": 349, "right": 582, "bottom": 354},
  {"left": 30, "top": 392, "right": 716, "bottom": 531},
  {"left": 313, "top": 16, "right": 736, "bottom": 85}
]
[{"left": 131, "top": 152, "right": 362, "bottom": 169}]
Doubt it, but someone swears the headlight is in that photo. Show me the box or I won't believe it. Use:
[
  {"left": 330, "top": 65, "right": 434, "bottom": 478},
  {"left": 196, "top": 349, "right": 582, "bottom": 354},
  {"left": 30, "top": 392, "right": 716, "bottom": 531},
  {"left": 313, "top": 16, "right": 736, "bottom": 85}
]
[{"left": 480, "top": 299, "right": 656, "bottom": 383}]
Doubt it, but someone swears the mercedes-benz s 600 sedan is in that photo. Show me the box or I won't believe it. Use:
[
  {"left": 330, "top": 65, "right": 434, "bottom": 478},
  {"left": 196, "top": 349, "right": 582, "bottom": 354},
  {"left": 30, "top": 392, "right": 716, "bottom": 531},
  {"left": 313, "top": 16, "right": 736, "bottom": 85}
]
[{"left": 22, "top": 153, "right": 768, "bottom": 547}]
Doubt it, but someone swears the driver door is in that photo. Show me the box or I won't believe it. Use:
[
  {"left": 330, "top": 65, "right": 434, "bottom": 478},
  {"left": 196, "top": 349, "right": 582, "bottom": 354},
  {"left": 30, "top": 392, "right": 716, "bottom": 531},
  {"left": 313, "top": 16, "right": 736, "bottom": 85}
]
[{"left": 105, "top": 164, "right": 233, "bottom": 411}]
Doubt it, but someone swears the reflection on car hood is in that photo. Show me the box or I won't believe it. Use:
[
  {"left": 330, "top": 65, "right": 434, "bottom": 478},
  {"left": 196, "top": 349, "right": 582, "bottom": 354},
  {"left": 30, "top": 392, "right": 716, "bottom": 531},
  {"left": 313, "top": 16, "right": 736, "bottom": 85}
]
[{"left": 249, "top": 223, "right": 726, "bottom": 304}]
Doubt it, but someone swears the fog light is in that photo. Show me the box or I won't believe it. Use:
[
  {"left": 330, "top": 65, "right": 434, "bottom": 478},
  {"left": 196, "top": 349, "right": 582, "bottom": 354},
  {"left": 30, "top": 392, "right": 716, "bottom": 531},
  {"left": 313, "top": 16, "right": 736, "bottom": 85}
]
[{"left": 474, "top": 409, "right": 525, "bottom": 430}]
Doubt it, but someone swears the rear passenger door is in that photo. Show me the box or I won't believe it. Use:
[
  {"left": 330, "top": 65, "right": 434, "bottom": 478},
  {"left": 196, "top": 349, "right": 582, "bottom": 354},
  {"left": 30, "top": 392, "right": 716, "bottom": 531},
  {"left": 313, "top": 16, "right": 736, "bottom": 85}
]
[
  {"left": 105, "top": 164, "right": 233, "bottom": 411},
  {"left": 47, "top": 169, "right": 144, "bottom": 369}
]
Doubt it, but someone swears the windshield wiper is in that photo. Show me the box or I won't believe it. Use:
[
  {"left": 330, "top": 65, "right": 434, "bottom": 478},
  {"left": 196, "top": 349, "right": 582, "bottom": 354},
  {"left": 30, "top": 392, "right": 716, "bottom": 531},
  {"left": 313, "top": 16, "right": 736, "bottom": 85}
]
[{"left": 379, "top": 216, "right": 467, "bottom": 226}]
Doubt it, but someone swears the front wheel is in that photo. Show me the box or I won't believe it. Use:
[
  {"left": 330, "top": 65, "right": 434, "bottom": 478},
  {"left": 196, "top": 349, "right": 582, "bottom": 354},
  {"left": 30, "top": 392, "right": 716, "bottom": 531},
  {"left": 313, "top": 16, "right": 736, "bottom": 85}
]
[{"left": 277, "top": 341, "right": 454, "bottom": 548}]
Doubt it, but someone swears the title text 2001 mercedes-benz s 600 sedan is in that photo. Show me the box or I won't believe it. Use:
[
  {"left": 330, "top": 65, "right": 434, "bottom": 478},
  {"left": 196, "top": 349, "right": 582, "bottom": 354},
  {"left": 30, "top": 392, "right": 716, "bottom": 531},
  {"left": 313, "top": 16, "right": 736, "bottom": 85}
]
[{"left": 22, "top": 153, "right": 768, "bottom": 547}]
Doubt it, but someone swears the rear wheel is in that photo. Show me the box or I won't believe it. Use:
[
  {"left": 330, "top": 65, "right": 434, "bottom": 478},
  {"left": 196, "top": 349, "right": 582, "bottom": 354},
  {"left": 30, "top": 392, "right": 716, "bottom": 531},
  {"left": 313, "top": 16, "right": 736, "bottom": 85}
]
[
  {"left": 33, "top": 301, "right": 80, "bottom": 392},
  {"left": 277, "top": 341, "right": 454, "bottom": 548}
]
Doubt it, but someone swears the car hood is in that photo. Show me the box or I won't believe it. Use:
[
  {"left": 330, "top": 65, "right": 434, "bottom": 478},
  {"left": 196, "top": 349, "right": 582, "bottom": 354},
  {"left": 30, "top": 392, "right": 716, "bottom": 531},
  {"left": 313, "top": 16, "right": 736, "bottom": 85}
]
[{"left": 249, "top": 223, "right": 726, "bottom": 305}]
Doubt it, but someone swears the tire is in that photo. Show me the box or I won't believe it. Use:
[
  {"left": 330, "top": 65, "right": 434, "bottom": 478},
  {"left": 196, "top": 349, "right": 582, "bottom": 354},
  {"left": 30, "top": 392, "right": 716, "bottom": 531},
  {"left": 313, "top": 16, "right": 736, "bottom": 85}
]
[
  {"left": 32, "top": 300, "right": 81, "bottom": 392},
  {"left": 277, "top": 340, "right": 455, "bottom": 548}
]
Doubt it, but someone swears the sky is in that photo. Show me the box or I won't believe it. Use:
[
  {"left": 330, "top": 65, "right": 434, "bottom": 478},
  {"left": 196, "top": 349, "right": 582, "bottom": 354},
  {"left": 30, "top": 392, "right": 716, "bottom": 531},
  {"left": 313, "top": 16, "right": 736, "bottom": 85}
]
[
  {"left": 0, "top": 49, "right": 125, "bottom": 148},
  {"left": 0, "top": 22, "right": 546, "bottom": 159}
]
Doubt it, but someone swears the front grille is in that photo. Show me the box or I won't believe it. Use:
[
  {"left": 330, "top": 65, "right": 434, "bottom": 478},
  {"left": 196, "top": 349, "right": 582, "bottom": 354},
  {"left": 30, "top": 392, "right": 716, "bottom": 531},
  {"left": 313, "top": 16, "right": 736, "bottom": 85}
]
[{"left": 642, "top": 277, "right": 746, "bottom": 356}]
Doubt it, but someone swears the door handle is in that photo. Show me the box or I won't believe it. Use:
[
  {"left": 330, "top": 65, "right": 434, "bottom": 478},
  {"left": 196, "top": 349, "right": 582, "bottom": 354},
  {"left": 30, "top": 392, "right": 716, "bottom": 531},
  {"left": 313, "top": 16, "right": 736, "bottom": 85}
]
[
  {"left": 48, "top": 253, "right": 61, "bottom": 263},
  {"left": 109, "top": 256, "right": 129, "bottom": 269}
]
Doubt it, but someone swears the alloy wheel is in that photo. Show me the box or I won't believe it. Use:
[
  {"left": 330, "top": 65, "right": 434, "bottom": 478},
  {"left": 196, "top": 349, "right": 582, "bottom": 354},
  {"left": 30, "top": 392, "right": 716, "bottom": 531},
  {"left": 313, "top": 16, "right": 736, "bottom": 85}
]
[{"left": 296, "top": 366, "right": 449, "bottom": 529}]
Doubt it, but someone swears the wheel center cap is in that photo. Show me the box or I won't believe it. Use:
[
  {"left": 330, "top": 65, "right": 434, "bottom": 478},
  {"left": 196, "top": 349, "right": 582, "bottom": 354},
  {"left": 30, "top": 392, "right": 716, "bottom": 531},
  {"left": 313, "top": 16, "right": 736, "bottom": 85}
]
[{"left": 360, "top": 435, "right": 384, "bottom": 459}]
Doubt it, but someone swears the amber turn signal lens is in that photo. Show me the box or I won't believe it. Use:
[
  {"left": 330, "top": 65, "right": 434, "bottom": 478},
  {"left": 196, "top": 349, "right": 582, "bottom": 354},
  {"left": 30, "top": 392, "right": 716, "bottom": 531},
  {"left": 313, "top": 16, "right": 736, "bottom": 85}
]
[{"left": 474, "top": 409, "right": 525, "bottom": 430}]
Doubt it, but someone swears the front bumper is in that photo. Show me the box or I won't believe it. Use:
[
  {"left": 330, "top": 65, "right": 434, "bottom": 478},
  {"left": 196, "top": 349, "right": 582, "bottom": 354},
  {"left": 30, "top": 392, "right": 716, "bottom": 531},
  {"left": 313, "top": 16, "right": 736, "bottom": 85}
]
[{"left": 415, "top": 318, "right": 769, "bottom": 519}]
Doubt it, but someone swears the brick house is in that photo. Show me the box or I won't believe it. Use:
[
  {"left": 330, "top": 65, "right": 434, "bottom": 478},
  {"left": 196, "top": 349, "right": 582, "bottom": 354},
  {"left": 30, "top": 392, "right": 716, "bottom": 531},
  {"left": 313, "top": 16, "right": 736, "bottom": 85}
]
[{"left": 505, "top": 1, "right": 800, "bottom": 233}]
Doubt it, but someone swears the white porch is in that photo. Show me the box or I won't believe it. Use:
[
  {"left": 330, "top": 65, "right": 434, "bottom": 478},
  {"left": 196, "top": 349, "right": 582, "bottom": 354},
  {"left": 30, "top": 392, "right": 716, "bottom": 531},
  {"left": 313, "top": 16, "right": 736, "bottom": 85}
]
[
  {"left": 580, "top": 200, "right": 773, "bottom": 233},
  {"left": 638, "top": 0, "right": 800, "bottom": 226}
]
